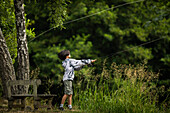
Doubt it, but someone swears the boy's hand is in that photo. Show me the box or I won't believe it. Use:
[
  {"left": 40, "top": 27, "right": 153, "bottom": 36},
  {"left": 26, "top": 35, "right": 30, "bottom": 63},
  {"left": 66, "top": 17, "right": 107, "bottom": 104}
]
[{"left": 91, "top": 59, "right": 97, "bottom": 63}]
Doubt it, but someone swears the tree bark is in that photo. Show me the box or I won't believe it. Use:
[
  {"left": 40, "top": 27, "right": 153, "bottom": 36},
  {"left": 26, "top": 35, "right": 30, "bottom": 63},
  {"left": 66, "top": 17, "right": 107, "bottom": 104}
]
[
  {"left": 0, "top": 28, "right": 17, "bottom": 98},
  {"left": 14, "top": 0, "right": 30, "bottom": 94}
]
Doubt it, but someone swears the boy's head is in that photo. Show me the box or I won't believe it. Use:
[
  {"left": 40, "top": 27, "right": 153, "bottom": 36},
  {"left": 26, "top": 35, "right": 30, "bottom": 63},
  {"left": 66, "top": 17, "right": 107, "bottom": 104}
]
[{"left": 58, "top": 50, "right": 70, "bottom": 60}]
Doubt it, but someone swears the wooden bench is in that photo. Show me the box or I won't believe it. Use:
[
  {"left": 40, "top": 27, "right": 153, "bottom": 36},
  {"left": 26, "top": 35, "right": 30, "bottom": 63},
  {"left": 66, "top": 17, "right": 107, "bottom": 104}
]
[{"left": 6, "top": 79, "right": 57, "bottom": 111}]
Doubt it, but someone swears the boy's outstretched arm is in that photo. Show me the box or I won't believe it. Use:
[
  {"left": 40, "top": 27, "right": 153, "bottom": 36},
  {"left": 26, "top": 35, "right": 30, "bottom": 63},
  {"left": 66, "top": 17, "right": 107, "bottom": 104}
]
[
  {"left": 91, "top": 59, "right": 97, "bottom": 63},
  {"left": 70, "top": 59, "right": 96, "bottom": 71}
]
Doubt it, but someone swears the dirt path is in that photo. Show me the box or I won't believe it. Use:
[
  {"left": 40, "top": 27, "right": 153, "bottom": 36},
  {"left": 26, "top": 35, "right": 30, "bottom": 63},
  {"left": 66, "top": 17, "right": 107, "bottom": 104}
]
[
  {"left": 0, "top": 98, "right": 81, "bottom": 113},
  {"left": 0, "top": 107, "right": 81, "bottom": 113}
]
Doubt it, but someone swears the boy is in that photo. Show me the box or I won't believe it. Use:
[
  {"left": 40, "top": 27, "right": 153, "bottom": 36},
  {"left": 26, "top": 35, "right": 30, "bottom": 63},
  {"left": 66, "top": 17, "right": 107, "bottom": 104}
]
[{"left": 58, "top": 50, "right": 96, "bottom": 110}]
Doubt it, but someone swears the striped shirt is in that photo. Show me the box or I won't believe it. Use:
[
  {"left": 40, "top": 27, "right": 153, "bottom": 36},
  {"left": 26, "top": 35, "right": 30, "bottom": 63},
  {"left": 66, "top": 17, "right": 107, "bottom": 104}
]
[{"left": 62, "top": 58, "right": 92, "bottom": 81}]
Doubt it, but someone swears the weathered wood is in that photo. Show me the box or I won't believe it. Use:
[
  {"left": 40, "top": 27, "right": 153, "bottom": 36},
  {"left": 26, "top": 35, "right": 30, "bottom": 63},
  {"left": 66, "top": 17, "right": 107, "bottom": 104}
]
[
  {"left": 10, "top": 94, "right": 57, "bottom": 97},
  {"left": 7, "top": 86, "right": 11, "bottom": 100},
  {"left": 7, "top": 79, "right": 41, "bottom": 86},
  {"left": 6, "top": 79, "right": 57, "bottom": 111},
  {"left": 11, "top": 94, "right": 33, "bottom": 97},
  {"left": 7, "top": 79, "right": 40, "bottom": 111},
  {"left": 7, "top": 79, "right": 41, "bottom": 99},
  {"left": 37, "top": 94, "right": 57, "bottom": 97}
]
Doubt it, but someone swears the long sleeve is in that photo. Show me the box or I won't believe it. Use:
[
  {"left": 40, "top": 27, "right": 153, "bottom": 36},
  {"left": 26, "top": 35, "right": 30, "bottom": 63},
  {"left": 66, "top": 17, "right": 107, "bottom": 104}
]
[
  {"left": 70, "top": 59, "right": 91, "bottom": 71},
  {"left": 62, "top": 59, "right": 92, "bottom": 81}
]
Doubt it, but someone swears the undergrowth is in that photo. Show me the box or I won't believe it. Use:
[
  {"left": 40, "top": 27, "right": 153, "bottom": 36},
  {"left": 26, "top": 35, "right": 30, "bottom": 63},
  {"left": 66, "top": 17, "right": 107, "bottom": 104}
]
[{"left": 73, "top": 61, "right": 169, "bottom": 113}]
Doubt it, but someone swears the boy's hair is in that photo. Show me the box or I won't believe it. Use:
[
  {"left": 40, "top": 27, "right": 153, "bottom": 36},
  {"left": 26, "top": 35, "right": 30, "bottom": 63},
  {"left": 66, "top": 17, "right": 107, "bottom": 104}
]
[{"left": 58, "top": 50, "right": 70, "bottom": 60}]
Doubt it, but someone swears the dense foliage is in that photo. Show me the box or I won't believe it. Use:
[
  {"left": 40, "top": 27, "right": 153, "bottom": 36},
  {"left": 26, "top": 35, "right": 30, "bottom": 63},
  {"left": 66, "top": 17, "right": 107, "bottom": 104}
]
[
  {"left": 25, "top": 0, "right": 169, "bottom": 88},
  {"left": 0, "top": 0, "right": 169, "bottom": 111}
]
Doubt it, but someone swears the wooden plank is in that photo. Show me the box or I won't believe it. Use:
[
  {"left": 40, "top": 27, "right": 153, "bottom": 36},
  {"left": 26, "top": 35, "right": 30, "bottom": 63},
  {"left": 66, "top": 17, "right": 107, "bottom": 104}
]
[
  {"left": 7, "top": 83, "right": 11, "bottom": 99},
  {"left": 37, "top": 94, "right": 57, "bottom": 97},
  {"left": 33, "top": 84, "right": 37, "bottom": 97},
  {"left": 11, "top": 94, "right": 34, "bottom": 97},
  {"left": 7, "top": 79, "right": 41, "bottom": 86}
]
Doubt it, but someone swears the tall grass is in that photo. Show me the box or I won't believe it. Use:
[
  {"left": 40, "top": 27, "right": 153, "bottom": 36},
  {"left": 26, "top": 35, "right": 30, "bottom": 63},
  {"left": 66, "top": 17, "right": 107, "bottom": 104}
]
[{"left": 73, "top": 62, "right": 167, "bottom": 113}]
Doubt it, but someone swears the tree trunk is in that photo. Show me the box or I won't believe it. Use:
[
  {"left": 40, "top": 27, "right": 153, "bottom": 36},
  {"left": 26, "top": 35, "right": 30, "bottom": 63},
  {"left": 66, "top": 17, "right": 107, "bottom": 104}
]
[
  {"left": 14, "top": 0, "right": 30, "bottom": 94},
  {"left": 0, "top": 28, "right": 17, "bottom": 98}
]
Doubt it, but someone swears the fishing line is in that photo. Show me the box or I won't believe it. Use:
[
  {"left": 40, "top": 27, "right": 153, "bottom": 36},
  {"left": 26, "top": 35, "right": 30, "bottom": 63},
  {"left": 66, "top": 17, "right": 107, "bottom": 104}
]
[
  {"left": 26, "top": 0, "right": 166, "bottom": 66},
  {"left": 28, "top": 0, "right": 145, "bottom": 43},
  {"left": 85, "top": 36, "right": 166, "bottom": 80},
  {"left": 94, "top": 36, "right": 167, "bottom": 64}
]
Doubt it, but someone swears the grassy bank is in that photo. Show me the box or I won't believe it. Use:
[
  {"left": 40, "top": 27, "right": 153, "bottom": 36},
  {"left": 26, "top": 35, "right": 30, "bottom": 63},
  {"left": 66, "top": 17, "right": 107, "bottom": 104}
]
[
  {"left": 0, "top": 62, "right": 169, "bottom": 113},
  {"left": 73, "top": 62, "right": 169, "bottom": 113}
]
